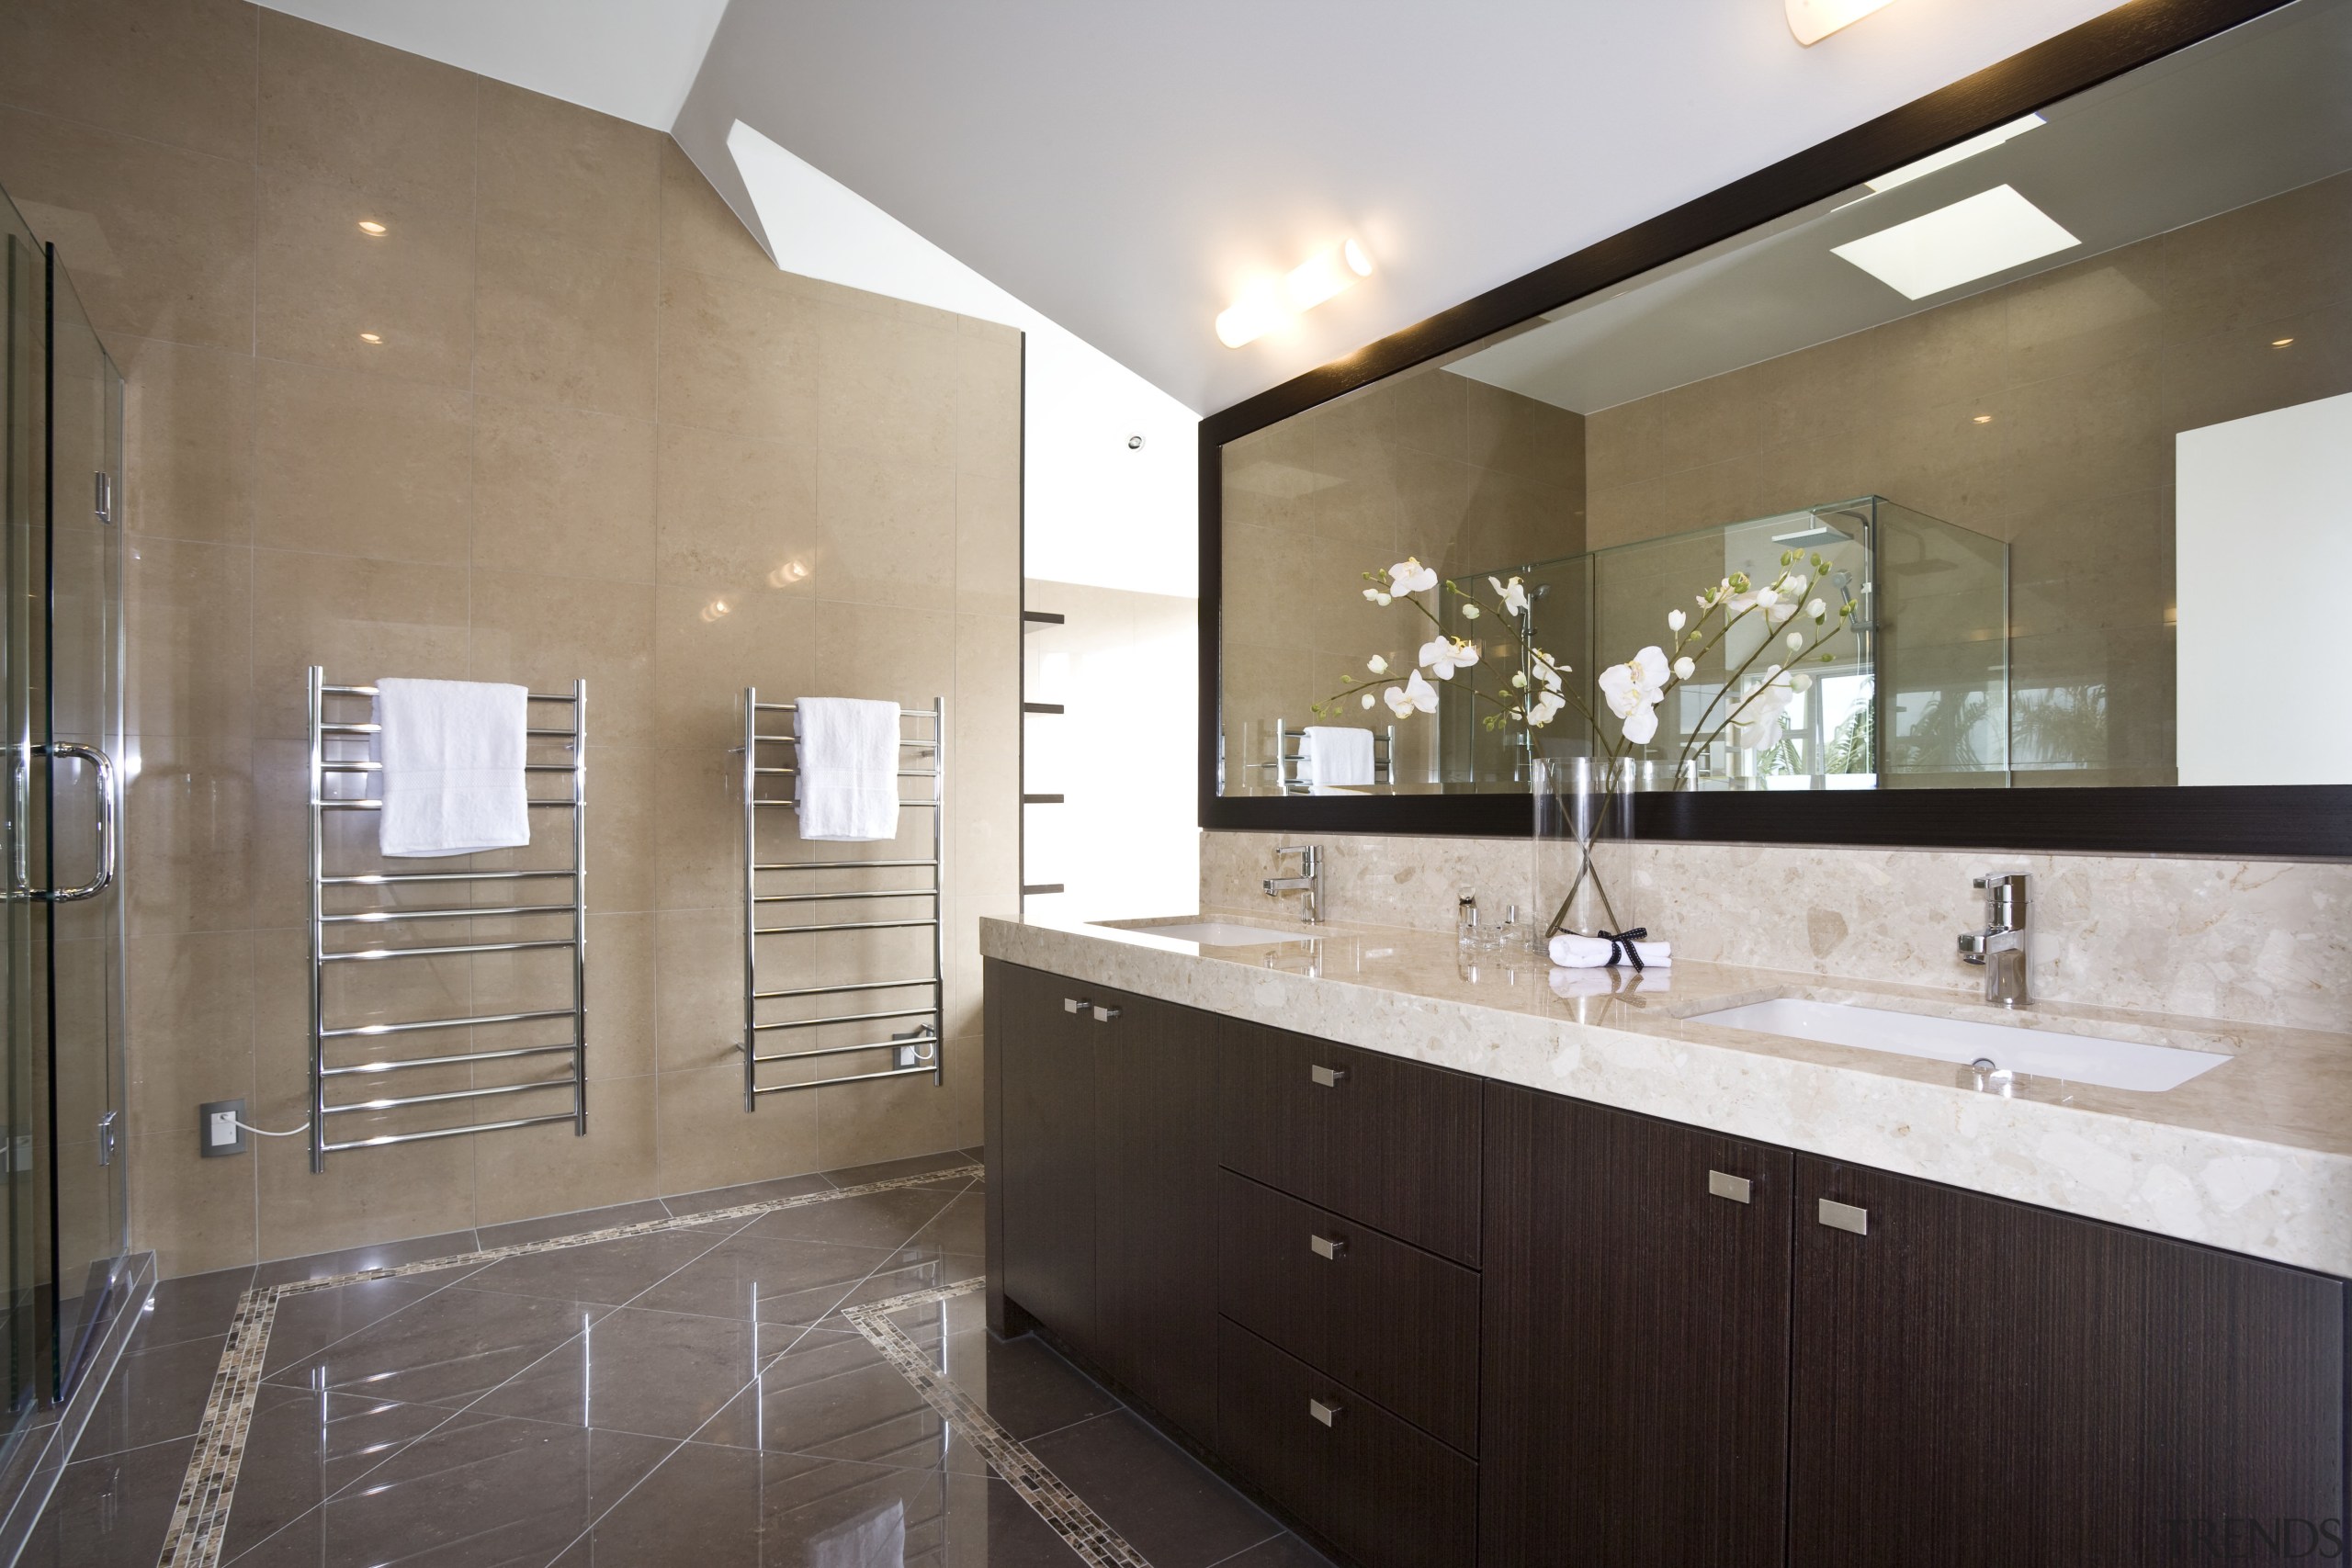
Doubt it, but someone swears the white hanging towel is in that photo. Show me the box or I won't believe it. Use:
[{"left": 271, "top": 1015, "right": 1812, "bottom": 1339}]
[
  {"left": 1302, "top": 726, "right": 1376, "bottom": 789},
  {"left": 375, "top": 678, "right": 531, "bottom": 858},
  {"left": 795, "top": 697, "right": 902, "bottom": 841}
]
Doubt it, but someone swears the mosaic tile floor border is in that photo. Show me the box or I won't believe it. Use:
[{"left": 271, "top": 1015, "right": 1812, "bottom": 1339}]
[{"left": 141, "top": 1162, "right": 1147, "bottom": 1568}]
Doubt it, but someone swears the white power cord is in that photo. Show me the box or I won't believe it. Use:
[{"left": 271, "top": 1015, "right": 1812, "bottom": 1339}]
[{"left": 232, "top": 1117, "right": 308, "bottom": 1138}]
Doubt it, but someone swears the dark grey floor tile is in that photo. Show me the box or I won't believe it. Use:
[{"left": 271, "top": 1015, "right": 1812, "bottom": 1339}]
[
  {"left": 909, "top": 1186, "right": 985, "bottom": 1257},
  {"left": 475, "top": 1198, "right": 674, "bottom": 1250},
  {"left": 136, "top": 1266, "right": 255, "bottom": 1350},
  {"left": 889, "top": 1298, "right": 1120, "bottom": 1442},
  {"left": 1028, "top": 1409, "right": 1284, "bottom": 1568},
  {"left": 958, "top": 1472, "right": 1095, "bottom": 1566},
  {"left": 259, "top": 1271, "right": 467, "bottom": 1376},
  {"left": 737, "top": 1181, "right": 968, "bottom": 1251},
  {"left": 74, "top": 1333, "right": 225, "bottom": 1458},
  {"left": 1209, "top": 1531, "right": 1341, "bottom": 1567},
  {"left": 461, "top": 1228, "right": 727, "bottom": 1307},
  {"left": 549, "top": 1437, "right": 763, "bottom": 1562},
  {"left": 264, "top": 1285, "right": 603, "bottom": 1408},
  {"left": 471, "top": 1304, "right": 767, "bottom": 1440},
  {"left": 629, "top": 1231, "right": 897, "bottom": 1325},
  {"left": 698, "top": 1327, "right": 960, "bottom": 1469},
  {"left": 17, "top": 1436, "right": 192, "bottom": 1568},
  {"left": 826, "top": 1149, "right": 981, "bottom": 1187},
  {"left": 218, "top": 1390, "right": 475, "bottom": 1562},
  {"left": 832, "top": 1243, "right": 983, "bottom": 1315},
  {"left": 233, "top": 1415, "right": 677, "bottom": 1568},
  {"left": 253, "top": 1228, "right": 480, "bottom": 1288},
  {"left": 661, "top": 1172, "right": 835, "bottom": 1219}
]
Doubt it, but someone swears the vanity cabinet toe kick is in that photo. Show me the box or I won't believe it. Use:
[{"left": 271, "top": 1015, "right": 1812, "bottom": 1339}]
[{"left": 984, "top": 959, "right": 2347, "bottom": 1568}]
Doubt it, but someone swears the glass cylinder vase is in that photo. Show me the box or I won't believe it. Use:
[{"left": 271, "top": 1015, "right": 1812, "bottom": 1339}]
[{"left": 1532, "top": 756, "right": 1637, "bottom": 942}]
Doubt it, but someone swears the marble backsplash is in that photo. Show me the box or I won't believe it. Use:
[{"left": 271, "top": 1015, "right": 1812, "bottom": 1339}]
[{"left": 1200, "top": 829, "right": 2352, "bottom": 1035}]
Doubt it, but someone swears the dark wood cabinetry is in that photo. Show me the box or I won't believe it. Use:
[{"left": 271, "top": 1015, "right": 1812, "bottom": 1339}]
[
  {"left": 1480, "top": 1085, "right": 1792, "bottom": 1568},
  {"left": 1216, "top": 1018, "right": 1483, "bottom": 1266},
  {"left": 992, "top": 960, "right": 2349, "bottom": 1568},
  {"left": 1788, "top": 1155, "right": 2347, "bottom": 1568}
]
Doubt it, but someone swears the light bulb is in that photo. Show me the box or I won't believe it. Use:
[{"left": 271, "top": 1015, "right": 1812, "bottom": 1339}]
[
  {"left": 1283, "top": 240, "right": 1373, "bottom": 311},
  {"left": 1215, "top": 282, "right": 1288, "bottom": 349}
]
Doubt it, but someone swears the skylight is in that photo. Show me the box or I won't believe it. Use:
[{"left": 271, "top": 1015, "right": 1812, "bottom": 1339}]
[{"left": 1831, "top": 185, "right": 2080, "bottom": 301}]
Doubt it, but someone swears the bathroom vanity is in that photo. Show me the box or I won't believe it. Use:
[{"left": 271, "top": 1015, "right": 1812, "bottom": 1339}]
[{"left": 980, "top": 915, "right": 2350, "bottom": 1568}]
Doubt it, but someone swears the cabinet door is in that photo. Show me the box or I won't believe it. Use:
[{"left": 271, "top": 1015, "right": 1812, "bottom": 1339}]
[
  {"left": 1479, "top": 1084, "right": 1792, "bottom": 1568},
  {"left": 1096, "top": 989, "right": 1220, "bottom": 1442},
  {"left": 993, "top": 962, "right": 1100, "bottom": 1359},
  {"left": 1790, "top": 1156, "right": 2347, "bottom": 1568}
]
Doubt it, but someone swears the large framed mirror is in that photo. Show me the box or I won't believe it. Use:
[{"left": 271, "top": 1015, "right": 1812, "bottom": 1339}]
[{"left": 1200, "top": 0, "right": 2352, "bottom": 855}]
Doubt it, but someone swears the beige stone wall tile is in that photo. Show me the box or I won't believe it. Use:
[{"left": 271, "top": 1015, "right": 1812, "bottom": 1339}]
[
  {"left": 650, "top": 745, "right": 742, "bottom": 912},
  {"left": 951, "top": 614, "right": 1019, "bottom": 900},
  {"left": 0, "top": 0, "right": 257, "bottom": 160},
  {"left": 124, "top": 733, "right": 257, "bottom": 935},
  {"left": 658, "top": 138, "right": 780, "bottom": 286},
  {"left": 127, "top": 533, "right": 252, "bottom": 736},
  {"left": 655, "top": 1062, "right": 820, "bottom": 1196},
  {"left": 467, "top": 570, "right": 656, "bottom": 745},
  {"left": 249, "top": 549, "right": 471, "bottom": 737},
  {"left": 476, "top": 80, "right": 661, "bottom": 257},
  {"left": 656, "top": 265, "right": 818, "bottom": 440},
  {"left": 125, "top": 930, "right": 254, "bottom": 1144},
  {"left": 650, "top": 582, "right": 816, "bottom": 751},
  {"left": 475, "top": 226, "right": 658, "bottom": 418},
  {"left": 256, "top": 1116, "right": 474, "bottom": 1261},
  {"left": 954, "top": 471, "right": 1021, "bottom": 620},
  {"left": 256, "top": 10, "right": 474, "bottom": 211},
  {"left": 815, "top": 294, "right": 959, "bottom": 468},
  {"left": 472, "top": 1075, "right": 659, "bottom": 1226},
  {"left": 253, "top": 360, "right": 473, "bottom": 563},
  {"left": 954, "top": 321, "right": 1023, "bottom": 481},
  {"left": 653, "top": 422, "right": 819, "bottom": 594},
  {"left": 118, "top": 336, "right": 253, "bottom": 543},
  {"left": 816, "top": 1065, "right": 968, "bottom": 1175},
  {"left": 585, "top": 910, "right": 656, "bottom": 1080},
  {"left": 653, "top": 905, "right": 741, "bottom": 1071},
  {"left": 129, "top": 1132, "right": 254, "bottom": 1279},
  {"left": 0, "top": 106, "right": 254, "bottom": 350},
  {"left": 815, "top": 446, "right": 957, "bottom": 612},
  {"left": 256, "top": 167, "right": 475, "bottom": 388},
  {"left": 473, "top": 398, "right": 657, "bottom": 582}
]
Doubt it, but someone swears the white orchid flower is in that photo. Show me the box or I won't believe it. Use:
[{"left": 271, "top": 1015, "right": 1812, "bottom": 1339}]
[
  {"left": 1528, "top": 689, "right": 1566, "bottom": 727},
  {"left": 1786, "top": 630, "right": 1804, "bottom": 651},
  {"left": 1386, "top": 557, "right": 1438, "bottom": 594},
  {"left": 1510, "top": 671, "right": 1529, "bottom": 689},
  {"left": 1668, "top": 608, "right": 1686, "bottom": 633},
  {"left": 1730, "top": 665, "right": 1796, "bottom": 748},
  {"left": 1488, "top": 575, "right": 1531, "bottom": 616},
  {"left": 1361, "top": 692, "right": 1377, "bottom": 709},
  {"left": 1367, "top": 653, "right": 1388, "bottom": 674},
  {"left": 1756, "top": 585, "right": 1781, "bottom": 609},
  {"left": 1362, "top": 587, "right": 1391, "bottom": 606},
  {"left": 1598, "top": 646, "right": 1668, "bottom": 720},
  {"left": 1768, "top": 602, "right": 1797, "bottom": 626},
  {"left": 1806, "top": 597, "right": 1827, "bottom": 620},
  {"left": 1784, "top": 572, "right": 1808, "bottom": 595},
  {"left": 1673, "top": 655, "right": 1695, "bottom": 681},
  {"left": 1419, "top": 637, "right": 1479, "bottom": 679},
  {"left": 1621, "top": 700, "right": 1660, "bottom": 745},
  {"left": 1460, "top": 604, "right": 1481, "bottom": 619},
  {"left": 1791, "top": 671, "right": 1813, "bottom": 694},
  {"left": 1383, "top": 669, "right": 1440, "bottom": 717}
]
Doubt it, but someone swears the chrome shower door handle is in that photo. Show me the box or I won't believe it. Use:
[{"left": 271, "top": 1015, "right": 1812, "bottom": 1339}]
[{"left": 33, "top": 742, "right": 117, "bottom": 902}]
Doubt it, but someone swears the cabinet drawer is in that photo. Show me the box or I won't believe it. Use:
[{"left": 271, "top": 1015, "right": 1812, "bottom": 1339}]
[
  {"left": 1217, "top": 1018, "right": 1482, "bottom": 1265},
  {"left": 1218, "top": 1169, "right": 1479, "bottom": 1454},
  {"left": 1217, "top": 1318, "right": 1478, "bottom": 1568}
]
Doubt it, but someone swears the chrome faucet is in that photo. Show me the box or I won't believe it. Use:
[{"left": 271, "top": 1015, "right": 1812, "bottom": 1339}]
[
  {"left": 1957, "top": 872, "right": 2030, "bottom": 1007},
  {"left": 1262, "top": 844, "right": 1323, "bottom": 924}
]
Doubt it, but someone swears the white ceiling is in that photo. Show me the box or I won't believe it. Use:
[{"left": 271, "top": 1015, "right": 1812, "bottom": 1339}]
[
  {"left": 261, "top": 0, "right": 2148, "bottom": 412},
  {"left": 252, "top": 0, "right": 728, "bottom": 130}
]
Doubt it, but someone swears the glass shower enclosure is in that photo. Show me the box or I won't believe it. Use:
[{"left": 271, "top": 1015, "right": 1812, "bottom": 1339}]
[
  {"left": 0, "top": 186, "right": 130, "bottom": 1459},
  {"left": 1444, "top": 496, "right": 2009, "bottom": 790}
]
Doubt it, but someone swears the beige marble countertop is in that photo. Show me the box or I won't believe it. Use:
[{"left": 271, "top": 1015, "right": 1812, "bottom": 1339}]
[{"left": 979, "top": 908, "right": 2352, "bottom": 1279}]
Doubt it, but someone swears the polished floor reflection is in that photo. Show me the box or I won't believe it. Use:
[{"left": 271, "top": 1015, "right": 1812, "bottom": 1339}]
[{"left": 24, "top": 1152, "right": 1331, "bottom": 1568}]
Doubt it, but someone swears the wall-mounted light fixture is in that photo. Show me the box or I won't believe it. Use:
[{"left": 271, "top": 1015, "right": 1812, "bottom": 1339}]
[
  {"left": 357, "top": 220, "right": 388, "bottom": 236},
  {"left": 1787, "top": 0, "right": 1897, "bottom": 46},
  {"left": 1216, "top": 240, "right": 1373, "bottom": 348}
]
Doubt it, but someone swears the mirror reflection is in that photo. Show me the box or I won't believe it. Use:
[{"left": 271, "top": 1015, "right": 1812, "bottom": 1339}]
[{"left": 1218, "top": 0, "right": 2352, "bottom": 795}]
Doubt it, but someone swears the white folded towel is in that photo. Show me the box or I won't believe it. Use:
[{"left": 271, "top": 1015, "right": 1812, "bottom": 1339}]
[
  {"left": 1550, "top": 964, "right": 1671, "bottom": 998},
  {"left": 1302, "top": 726, "right": 1376, "bottom": 789},
  {"left": 1549, "top": 931, "right": 1673, "bottom": 969},
  {"left": 794, "top": 697, "right": 902, "bottom": 841},
  {"left": 376, "top": 678, "right": 531, "bottom": 858}
]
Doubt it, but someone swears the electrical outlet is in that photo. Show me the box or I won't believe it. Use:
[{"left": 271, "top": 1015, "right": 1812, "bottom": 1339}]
[
  {"left": 199, "top": 1099, "right": 248, "bottom": 1158},
  {"left": 893, "top": 1032, "right": 937, "bottom": 1072}
]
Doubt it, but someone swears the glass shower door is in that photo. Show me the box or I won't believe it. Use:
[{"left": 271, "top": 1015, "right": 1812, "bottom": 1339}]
[{"left": 35, "top": 244, "right": 127, "bottom": 1401}]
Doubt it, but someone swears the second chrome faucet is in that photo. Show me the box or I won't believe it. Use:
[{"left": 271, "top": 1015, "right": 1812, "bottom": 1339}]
[
  {"left": 1263, "top": 843, "right": 1323, "bottom": 924},
  {"left": 1958, "top": 871, "right": 2030, "bottom": 1006}
]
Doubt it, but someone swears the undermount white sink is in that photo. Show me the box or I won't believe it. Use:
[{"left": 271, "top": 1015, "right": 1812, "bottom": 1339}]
[
  {"left": 1113, "top": 920, "right": 1317, "bottom": 946},
  {"left": 1692, "top": 997, "right": 2229, "bottom": 1092}
]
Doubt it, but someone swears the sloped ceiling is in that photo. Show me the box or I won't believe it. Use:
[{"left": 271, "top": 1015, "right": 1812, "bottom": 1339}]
[{"left": 677, "top": 0, "right": 2126, "bottom": 413}]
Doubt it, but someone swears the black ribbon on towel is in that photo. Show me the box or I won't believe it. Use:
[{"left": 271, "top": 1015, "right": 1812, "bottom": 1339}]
[{"left": 1598, "top": 927, "right": 1648, "bottom": 970}]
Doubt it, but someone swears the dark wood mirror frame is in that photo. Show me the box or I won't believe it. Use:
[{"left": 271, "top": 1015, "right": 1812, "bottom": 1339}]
[{"left": 1197, "top": 0, "right": 2350, "bottom": 858}]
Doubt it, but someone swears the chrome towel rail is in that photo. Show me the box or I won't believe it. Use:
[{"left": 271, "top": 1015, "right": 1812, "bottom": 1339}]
[
  {"left": 306, "top": 666, "right": 588, "bottom": 1169},
  {"left": 1254, "top": 719, "right": 1396, "bottom": 793},
  {"left": 740, "top": 690, "right": 945, "bottom": 1108}
]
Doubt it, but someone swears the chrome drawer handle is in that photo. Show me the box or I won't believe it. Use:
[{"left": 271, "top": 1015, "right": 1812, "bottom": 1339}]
[
  {"left": 1307, "top": 1397, "right": 1341, "bottom": 1427},
  {"left": 1818, "top": 1198, "right": 1869, "bottom": 1235},
  {"left": 1062, "top": 997, "right": 1088, "bottom": 1014},
  {"left": 1708, "top": 1169, "right": 1752, "bottom": 1205},
  {"left": 1091, "top": 1004, "right": 1120, "bottom": 1023},
  {"left": 1309, "top": 1064, "right": 1347, "bottom": 1088},
  {"left": 1308, "top": 1233, "right": 1347, "bottom": 1261}
]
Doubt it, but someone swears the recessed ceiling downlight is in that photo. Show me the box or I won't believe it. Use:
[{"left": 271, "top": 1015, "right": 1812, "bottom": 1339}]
[{"left": 1831, "top": 185, "right": 2079, "bottom": 301}]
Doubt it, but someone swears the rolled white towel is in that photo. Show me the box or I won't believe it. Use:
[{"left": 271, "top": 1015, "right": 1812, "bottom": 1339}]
[
  {"left": 1549, "top": 931, "right": 1672, "bottom": 969},
  {"left": 1548, "top": 966, "right": 1623, "bottom": 999}
]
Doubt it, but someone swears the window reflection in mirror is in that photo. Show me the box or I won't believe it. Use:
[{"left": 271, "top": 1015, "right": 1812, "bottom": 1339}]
[{"left": 1217, "top": 0, "right": 2352, "bottom": 796}]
